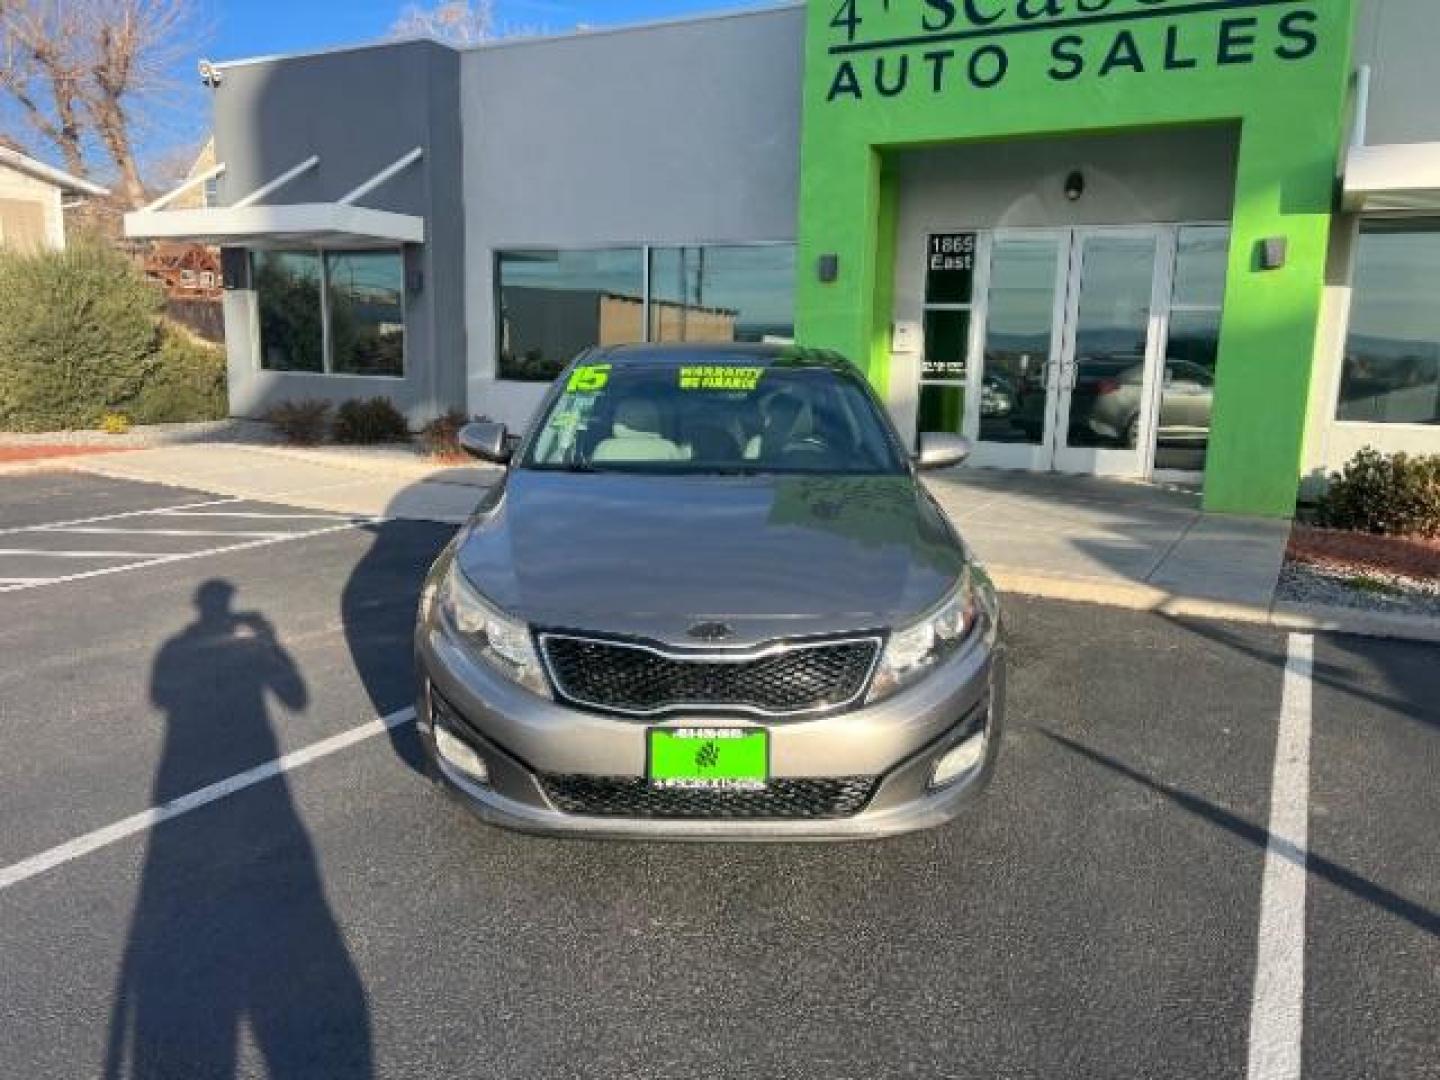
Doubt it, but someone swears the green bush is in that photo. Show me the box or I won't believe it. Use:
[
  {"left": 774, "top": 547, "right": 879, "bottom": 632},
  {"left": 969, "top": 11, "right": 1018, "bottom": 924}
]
[
  {"left": 1317, "top": 447, "right": 1440, "bottom": 537},
  {"left": 332, "top": 397, "right": 410, "bottom": 445},
  {"left": 0, "top": 243, "right": 164, "bottom": 431},
  {"left": 264, "top": 399, "right": 332, "bottom": 445},
  {"left": 119, "top": 327, "right": 228, "bottom": 425}
]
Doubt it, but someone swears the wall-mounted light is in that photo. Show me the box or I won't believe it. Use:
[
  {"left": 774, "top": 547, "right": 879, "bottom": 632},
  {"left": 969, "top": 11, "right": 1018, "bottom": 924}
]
[
  {"left": 818, "top": 253, "right": 840, "bottom": 284},
  {"left": 1064, "top": 170, "right": 1085, "bottom": 202},
  {"left": 1258, "top": 237, "right": 1288, "bottom": 271}
]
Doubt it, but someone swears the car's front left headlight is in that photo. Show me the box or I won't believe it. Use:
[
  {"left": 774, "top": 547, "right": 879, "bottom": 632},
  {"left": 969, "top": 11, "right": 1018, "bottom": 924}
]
[
  {"left": 867, "top": 568, "right": 978, "bottom": 703},
  {"left": 429, "top": 561, "right": 551, "bottom": 698}
]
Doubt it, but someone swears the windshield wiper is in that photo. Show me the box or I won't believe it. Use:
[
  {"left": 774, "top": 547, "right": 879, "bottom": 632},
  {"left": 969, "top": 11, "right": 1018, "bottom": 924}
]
[{"left": 525, "top": 462, "right": 603, "bottom": 473}]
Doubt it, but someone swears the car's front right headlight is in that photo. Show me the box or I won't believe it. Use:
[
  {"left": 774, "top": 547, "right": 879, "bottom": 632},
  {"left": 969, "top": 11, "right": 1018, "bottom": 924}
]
[
  {"left": 430, "top": 561, "right": 551, "bottom": 698},
  {"left": 867, "top": 569, "right": 978, "bottom": 703}
]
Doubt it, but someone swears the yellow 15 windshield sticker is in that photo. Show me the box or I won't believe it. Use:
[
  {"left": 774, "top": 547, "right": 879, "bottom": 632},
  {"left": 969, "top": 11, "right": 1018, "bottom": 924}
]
[
  {"left": 566, "top": 364, "right": 611, "bottom": 393},
  {"left": 678, "top": 366, "right": 765, "bottom": 391}
]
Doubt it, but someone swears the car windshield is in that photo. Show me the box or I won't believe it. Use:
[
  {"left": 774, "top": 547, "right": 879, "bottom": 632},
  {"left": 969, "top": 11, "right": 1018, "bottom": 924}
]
[{"left": 521, "top": 360, "right": 908, "bottom": 476}]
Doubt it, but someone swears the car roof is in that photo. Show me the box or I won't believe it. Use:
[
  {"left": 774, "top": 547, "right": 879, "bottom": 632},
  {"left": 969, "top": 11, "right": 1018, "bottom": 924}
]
[{"left": 580, "top": 343, "right": 858, "bottom": 374}]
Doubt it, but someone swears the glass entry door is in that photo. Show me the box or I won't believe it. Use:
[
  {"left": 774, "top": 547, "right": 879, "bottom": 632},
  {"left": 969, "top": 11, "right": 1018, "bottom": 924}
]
[
  {"left": 965, "top": 233, "right": 1067, "bottom": 471},
  {"left": 1051, "top": 228, "right": 1173, "bottom": 477},
  {"left": 953, "top": 226, "right": 1177, "bottom": 478}
]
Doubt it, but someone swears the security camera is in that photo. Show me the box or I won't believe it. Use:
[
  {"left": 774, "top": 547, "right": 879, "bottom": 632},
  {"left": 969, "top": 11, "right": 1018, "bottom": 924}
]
[{"left": 198, "top": 59, "right": 222, "bottom": 89}]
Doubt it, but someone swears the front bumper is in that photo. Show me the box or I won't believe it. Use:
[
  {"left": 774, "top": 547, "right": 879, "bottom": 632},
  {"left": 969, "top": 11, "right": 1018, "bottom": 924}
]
[{"left": 415, "top": 611, "right": 1005, "bottom": 841}]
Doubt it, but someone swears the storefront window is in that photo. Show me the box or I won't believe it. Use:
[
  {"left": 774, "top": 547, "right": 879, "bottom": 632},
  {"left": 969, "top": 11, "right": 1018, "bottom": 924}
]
[
  {"left": 327, "top": 251, "right": 405, "bottom": 377},
  {"left": 1339, "top": 224, "right": 1440, "bottom": 426},
  {"left": 648, "top": 245, "right": 796, "bottom": 344},
  {"left": 254, "top": 248, "right": 406, "bottom": 377},
  {"left": 496, "top": 248, "right": 645, "bottom": 382},
  {"left": 917, "top": 232, "right": 978, "bottom": 440},
  {"left": 255, "top": 251, "right": 324, "bottom": 373},
  {"left": 1157, "top": 226, "right": 1229, "bottom": 472}
]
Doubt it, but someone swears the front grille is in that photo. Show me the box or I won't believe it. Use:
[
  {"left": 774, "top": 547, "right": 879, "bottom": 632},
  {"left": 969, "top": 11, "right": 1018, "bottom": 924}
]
[
  {"left": 540, "top": 775, "right": 878, "bottom": 819},
  {"left": 538, "top": 633, "right": 881, "bottom": 717}
]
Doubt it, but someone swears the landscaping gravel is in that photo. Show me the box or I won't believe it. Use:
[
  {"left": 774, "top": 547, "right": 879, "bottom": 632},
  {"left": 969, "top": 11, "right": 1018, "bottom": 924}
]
[
  {"left": 1278, "top": 559, "right": 1440, "bottom": 619},
  {"left": 0, "top": 419, "right": 280, "bottom": 449}
]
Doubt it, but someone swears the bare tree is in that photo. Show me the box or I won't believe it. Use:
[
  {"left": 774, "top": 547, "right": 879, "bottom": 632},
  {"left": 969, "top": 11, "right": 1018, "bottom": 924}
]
[
  {"left": 390, "top": 0, "right": 496, "bottom": 46},
  {"left": 84, "top": 0, "right": 195, "bottom": 207},
  {"left": 0, "top": 0, "right": 89, "bottom": 176},
  {"left": 0, "top": 0, "right": 201, "bottom": 205}
]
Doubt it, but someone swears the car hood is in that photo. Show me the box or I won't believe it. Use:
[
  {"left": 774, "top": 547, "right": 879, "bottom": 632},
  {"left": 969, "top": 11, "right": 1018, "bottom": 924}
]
[{"left": 454, "top": 471, "right": 967, "bottom": 645}]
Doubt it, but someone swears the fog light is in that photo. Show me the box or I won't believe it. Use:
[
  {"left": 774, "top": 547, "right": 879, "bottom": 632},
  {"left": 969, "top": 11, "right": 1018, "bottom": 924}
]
[
  {"left": 931, "top": 731, "right": 986, "bottom": 789},
  {"left": 434, "top": 724, "right": 489, "bottom": 784}
]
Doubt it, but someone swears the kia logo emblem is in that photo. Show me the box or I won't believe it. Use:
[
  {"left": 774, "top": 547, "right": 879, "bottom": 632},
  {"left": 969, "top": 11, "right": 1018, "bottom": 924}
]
[{"left": 687, "top": 621, "right": 734, "bottom": 642}]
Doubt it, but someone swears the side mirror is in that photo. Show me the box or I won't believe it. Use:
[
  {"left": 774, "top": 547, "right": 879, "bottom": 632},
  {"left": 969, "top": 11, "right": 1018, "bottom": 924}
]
[
  {"left": 458, "top": 421, "right": 510, "bottom": 464},
  {"left": 915, "top": 432, "right": 972, "bottom": 471}
]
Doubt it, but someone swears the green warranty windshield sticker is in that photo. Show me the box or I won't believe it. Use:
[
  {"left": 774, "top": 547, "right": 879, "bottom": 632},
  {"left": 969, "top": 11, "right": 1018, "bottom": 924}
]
[
  {"left": 567, "top": 364, "right": 611, "bottom": 393},
  {"left": 678, "top": 366, "right": 765, "bottom": 391}
]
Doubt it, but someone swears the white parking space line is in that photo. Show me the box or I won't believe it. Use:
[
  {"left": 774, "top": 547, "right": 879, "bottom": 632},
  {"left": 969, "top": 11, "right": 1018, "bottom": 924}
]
[
  {"left": 48, "top": 527, "right": 292, "bottom": 540},
  {"left": 0, "top": 497, "right": 243, "bottom": 536},
  {"left": 0, "top": 520, "right": 383, "bottom": 594},
  {"left": 160, "top": 510, "right": 367, "bottom": 521},
  {"left": 0, "top": 548, "right": 178, "bottom": 559},
  {"left": 0, "top": 578, "right": 48, "bottom": 586},
  {"left": 1246, "top": 633, "right": 1314, "bottom": 1080},
  {"left": 0, "top": 708, "right": 416, "bottom": 893}
]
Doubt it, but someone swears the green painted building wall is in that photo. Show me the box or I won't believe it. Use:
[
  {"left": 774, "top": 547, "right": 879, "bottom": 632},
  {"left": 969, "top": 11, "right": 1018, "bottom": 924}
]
[{"left": 796, "top": 0, "right": 1358, "bottom": 516}]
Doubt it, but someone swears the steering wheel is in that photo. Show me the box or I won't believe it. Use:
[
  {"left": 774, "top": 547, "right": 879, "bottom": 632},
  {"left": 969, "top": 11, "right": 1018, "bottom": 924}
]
[{"left": 781, "top": 435, "right": 831, "bottom": 459}]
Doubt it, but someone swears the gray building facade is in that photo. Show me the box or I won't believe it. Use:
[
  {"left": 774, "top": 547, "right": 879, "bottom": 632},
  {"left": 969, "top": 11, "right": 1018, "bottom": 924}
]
[{"left": 124, "top": 0, "right": 1440, "bottom": 506}]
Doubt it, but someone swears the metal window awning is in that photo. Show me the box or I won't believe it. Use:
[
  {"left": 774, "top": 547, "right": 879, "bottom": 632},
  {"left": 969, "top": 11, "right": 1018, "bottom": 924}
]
[
  {"left": 123, "top": 149, "right": 425, "bottom": 247},
  {"left": 1342, "top": 142, "right": 1440, "bottom": 213},
  {"left": 124, "top": 202, "right": 424, "bottom": 247}
]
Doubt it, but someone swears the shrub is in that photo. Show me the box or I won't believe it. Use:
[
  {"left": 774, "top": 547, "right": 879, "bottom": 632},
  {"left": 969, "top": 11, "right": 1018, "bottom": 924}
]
[
  {"left": 264, "top": 399, "right": 332, "bottom": 445},
  {"left": 0, "top": 242, "right": 164, "bottom": 431},
  {"left": 332, "top": 396, "right": 410, "bottom": 445},
  {"left": 98, "top": 412, "right": 131, "bottom": 435},
  {"left": 1317, "top": 447, "right": 1440, "bottom": 538},
  {"left": 119, "top": 326, "right": 228, "bottom": 425},
  {"left": 417, "top": 408, "right": 471, "bottom": 459}
]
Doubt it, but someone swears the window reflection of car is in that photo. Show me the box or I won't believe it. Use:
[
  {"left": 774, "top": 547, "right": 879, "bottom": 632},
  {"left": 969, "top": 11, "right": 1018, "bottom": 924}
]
[
  {"left": 1088, "top": 359, "right": 1214, "bottom": 447},
  {"left": 980, "top": 373, "right": 1014, "bottom": 419}
]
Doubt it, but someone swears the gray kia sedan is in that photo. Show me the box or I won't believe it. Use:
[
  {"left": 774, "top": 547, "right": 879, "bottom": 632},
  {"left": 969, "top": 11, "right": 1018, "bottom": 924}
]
[{"left": 415, "top": 344, "right": 1005, "bottom": 840}]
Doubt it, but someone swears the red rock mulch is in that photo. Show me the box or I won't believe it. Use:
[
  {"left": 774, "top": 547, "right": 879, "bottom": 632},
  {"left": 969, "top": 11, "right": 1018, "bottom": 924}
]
[
  {"left": 0, "top": 445, "right": 127, "bottom": 465},
  {"left": 1289, "top": 524, "right": 1440, "bottom": 581}
]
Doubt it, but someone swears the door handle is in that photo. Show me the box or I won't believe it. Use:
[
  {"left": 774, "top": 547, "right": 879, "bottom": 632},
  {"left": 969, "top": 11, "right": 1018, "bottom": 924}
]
[{"left": 1056, "top": 358, "right": 1079, "bottom": 391}]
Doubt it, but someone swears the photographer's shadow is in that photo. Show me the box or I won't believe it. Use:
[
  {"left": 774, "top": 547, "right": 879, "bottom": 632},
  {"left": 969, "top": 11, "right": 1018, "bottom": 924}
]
[{"left": 105, "top": 580, "right": 371, "bottom": 1079}]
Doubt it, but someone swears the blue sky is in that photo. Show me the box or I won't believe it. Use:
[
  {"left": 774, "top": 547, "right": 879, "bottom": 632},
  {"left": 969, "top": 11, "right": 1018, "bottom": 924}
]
[
  {"left": 132, "top": 0, "right": 759, "bottom": 170},
  {"left": 205, "top": 0, "right": 760, "bottom": 63}
]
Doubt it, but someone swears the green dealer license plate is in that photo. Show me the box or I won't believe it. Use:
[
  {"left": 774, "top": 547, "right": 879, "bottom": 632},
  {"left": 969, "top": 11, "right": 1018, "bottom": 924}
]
[{"left": 648, "top": 728, "right": 769, "bottom": 790}]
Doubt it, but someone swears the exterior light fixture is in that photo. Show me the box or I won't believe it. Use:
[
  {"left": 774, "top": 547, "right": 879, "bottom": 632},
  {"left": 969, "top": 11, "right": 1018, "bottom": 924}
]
[
  {"left": 1259, "top": 237, "right": 1288, "bottom": 271},
  {"left": 818, "top": 253, "right": 840, "bottom": 283},
  {"left": 1064, "top": 170, "right": 1085, "bottom": 202}
]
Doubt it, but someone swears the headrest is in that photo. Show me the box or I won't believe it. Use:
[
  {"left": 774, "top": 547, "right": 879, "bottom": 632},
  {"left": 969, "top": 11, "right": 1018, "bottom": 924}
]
[{"left": 614, "top": 399, "right": 663, "bottom": 437}]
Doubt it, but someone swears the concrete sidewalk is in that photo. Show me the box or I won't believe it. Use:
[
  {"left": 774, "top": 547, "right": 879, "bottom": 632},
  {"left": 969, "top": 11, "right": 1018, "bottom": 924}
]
[
  {"left": 56, "top": 446, "right": 1436, "bottom": 641},
  {"left": 68, "top": 443, "right": 496, "bottom": 523},
  {"left": 925, "top": 469, "right": 1291, "bottom": 620},
  {"left": 78, "top": 447, "right": 1289, "bottom": 611}
]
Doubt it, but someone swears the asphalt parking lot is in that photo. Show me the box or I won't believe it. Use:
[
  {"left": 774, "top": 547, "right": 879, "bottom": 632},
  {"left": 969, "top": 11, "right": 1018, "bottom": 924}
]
[{"left": 0, "top": 470, "right": 1435, "bottom": 1079}]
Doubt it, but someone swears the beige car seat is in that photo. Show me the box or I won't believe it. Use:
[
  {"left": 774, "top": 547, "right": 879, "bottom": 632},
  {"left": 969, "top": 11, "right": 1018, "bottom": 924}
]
[
  {"left": 592, "top": 399, "right": 686, "bottom": 463},
  {"left": 744, "top": 390, "right": 815, "bottom": 461}
]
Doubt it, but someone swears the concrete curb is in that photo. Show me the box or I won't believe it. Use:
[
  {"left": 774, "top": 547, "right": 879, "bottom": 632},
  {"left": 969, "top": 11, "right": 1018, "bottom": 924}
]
[
  {"left": 0, "top": 461, "right": 66, "bottom": 476},
  {"left": 991, "top": 567, "right": 1439, "bottom": 645},
  {"left": 1269, "top": 600, "right": 1440, "bottom": 644},
  {"left": 0, "top": 454, "right": 133, "bottom": 476}
]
